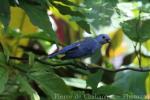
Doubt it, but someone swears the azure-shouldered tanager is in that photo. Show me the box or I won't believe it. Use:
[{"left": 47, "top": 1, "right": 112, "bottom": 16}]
[{"left": 48, "top": 34, "right": 110, "bottom": 59}]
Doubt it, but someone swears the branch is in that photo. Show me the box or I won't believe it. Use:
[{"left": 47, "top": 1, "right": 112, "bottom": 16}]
[
  {"left": 9, "top": 56, "right": 150, "bottom": 73},
  {"left": 87, "top": 64, "right": 150, "bottom": 72}
]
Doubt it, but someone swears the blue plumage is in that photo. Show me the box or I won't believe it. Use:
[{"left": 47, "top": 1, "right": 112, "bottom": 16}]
[{"left": 48, "top": 34, "right": 110, "bottom": 59}]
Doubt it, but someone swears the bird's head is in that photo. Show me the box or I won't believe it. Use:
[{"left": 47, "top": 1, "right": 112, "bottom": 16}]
[{"left": 95, "top": 34, "right": 111, "bottom": 44}]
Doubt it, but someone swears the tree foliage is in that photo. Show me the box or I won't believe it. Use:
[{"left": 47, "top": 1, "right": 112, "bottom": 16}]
[{"left": 0, "top": 0, "right": 150, "bottom": 100}]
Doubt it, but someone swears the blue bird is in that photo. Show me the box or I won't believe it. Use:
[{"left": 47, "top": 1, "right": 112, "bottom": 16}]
[{"left": 48, "top": 34, "right": 110, "bottom": 59}]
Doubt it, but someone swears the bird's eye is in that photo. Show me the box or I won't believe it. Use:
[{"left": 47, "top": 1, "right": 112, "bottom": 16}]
[{"left": 102, "top": 36, "right": 105, "bottom": 39}]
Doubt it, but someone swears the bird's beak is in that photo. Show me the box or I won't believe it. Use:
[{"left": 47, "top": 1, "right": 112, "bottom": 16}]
[{"left": 106, "top": 39, "right": 111, "bottom": 43}]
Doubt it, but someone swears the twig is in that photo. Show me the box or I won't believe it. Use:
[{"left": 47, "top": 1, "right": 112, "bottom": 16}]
[
  {"left": 133, "top": 42, "right": 142, "bottom": 69},
  {"left": 87, "top": 64, "right": 149, "bottom": 72},
  {"left": 135, "top": 9, "right": 142, "bottom": 69},
  {"left": 138, "top": 42, "right": 142, "bottom": 69},
  {"left": 9, "top": 56, "right": 150, "bottom": 73}
]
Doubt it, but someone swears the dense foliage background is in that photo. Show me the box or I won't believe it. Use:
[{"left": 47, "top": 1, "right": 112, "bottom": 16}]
[{"left": 0, "top": 0, "right": 150, "bottom": 100}]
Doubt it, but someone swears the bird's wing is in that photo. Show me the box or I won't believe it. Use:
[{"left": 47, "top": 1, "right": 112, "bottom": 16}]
[
  {"left": 59, "top": 43, "right": 80, "bottom": 54},
  {"left": 48, "top": 37, "right": 92, "bottom": 58},
  {"left": 59, "top": 37, "right": 93, "bottom": 53},
  {"left": 48, "top": 42, "right": 80, "bottom": 58}
]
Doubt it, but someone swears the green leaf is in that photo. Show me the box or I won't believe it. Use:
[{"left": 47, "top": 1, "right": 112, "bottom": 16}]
[
  {"left": 70, "top": 91, "right": 87, "bottom": 100},
  {"left": 52, "top": 2, "right": 91, "bottom": 33},
  {"left": 76, "top": 20, "right": 91, "bottom": 33},
  {"left": 17, "top": 75, "right": 40, "bottom": 100},
  {"left": 142, "top": 3, "right": 150, "bottom": 13},
  {"left": 96, "top": 85, "right": 124, "bottom": 95},
  {"left": 53, "top": 3, "right": 85, "bottom": 17},
  {"left": 142, "top": 0, "right": 150, "bottom": 4},
  {"left": 28, "top": 52, "right": 35, "bottom": 66},
  {"left": 121, "top": 19, "right": 150, "bottom": 42},
  {"left": 0, "top": 66, "right": 8, "bottom": 94},
  {"left": 1, "top": 41, "right": 10, "bottom": 62},
  {"left": 62, "top": 77, "right": 87, "bottom": 89},
  {"left": 22, "top": 32, "right": 53, "bottom": 42},
  {"left": 28, "top": 62, "right": 71, "bottom": 100},
  {"left": 0, "top": 52, "right": 7, "bottom": 63},
  {"left": 146, "top": 73, "right": 150, "bottom": 95},
  {"left": 86, "top": 70, "right": 103, "bottom": 90},
  {"left": 112, "top": 71, "right": 148, "bottom": 95},
  {"left": 54, "top": 0, "right": 79, "bottom": 7},
  {"left": 0, "top": 0, "right": 10, "bottom": 28},
  {"left": 19, "top": 1, "right": 56, "bottom": 42},
  {"left": 84, "top": 0, "right": 118, "bottom": 28}
]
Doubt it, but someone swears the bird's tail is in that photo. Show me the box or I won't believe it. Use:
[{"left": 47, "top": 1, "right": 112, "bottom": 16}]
[{"left": 48, "top": 52, "right": 59, "bottom": 58}]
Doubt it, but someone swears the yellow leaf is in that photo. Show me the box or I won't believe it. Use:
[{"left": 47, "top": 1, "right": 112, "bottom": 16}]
[
  {"left": 109, "top": 28, "right": 124, "bottom": 50},
  {"left": 133, "top": 56, "right": 150, "bottom": 67},
  {"left": 104, "top": 28, "right": 125, "bottom": 58},
  {"left": 144, "top": 40, "right": 150, "bottom": 51},
  {"left": 145, "top": 73, "right": 150, "bottom": 99},
  {"left": 9, "top": 7, "right": 38, "bottom": 33},
  {"left": 1, "top": 7, "right": 39, "bottom": 57},
  {"left": 109, "top": 45, "right": 126, "bottom": 58}
]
